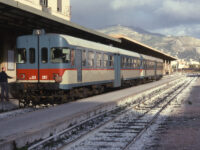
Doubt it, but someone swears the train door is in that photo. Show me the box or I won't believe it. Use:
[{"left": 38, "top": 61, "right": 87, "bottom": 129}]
[
  {"left": 114, "top": 54, "right": 121, "bottom": 87},
  {"left": 76, "top": 49, "right": 82, "bottom": 82}
]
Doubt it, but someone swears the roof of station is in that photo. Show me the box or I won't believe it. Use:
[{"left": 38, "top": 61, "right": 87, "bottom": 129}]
[
  {"left": 0, "top": 1, "right": 176, "bottom": 61},
  {"left": 110, "top": 35, "right": 177, "bottom": 61},
  {"left": 0, "top": 0, "right": 120, "bottom": 44}
]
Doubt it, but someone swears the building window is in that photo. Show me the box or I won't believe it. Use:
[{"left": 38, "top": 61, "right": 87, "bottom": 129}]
[
  {"left": 57, "top": 0, "right": 62, "bottom": 12},
  {"left": 40, "top": 0, "right": 48, "bottom": 7}
]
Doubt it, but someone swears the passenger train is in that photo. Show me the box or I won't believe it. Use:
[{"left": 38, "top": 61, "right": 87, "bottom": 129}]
[{"left": 11, "top": 30, "right": 163, "bottom": 106}]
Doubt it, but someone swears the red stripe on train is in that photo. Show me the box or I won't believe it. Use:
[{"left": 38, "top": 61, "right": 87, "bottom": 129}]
[{"left": 17, "top": 68, "right": 76, "bottom": 80}]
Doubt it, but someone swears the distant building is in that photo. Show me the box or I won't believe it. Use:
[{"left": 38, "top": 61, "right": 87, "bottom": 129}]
[
  {"left": 171, "top": 59, "right": 189, "bottom": 70},
  {"left": 188, "top": 59, "right": 200, "bottom": 68},
  {"left": 14, "top": 0, "right": 71, "bottom": 21}
]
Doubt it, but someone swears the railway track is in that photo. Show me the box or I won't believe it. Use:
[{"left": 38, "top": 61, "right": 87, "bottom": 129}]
[{"left": 26, "top": 76, "right": 194, "bottom": 150}]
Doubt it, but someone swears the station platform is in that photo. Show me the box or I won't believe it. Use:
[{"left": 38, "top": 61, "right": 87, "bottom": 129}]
[
  {"left": 0, "top": 75, "right": 182, "bottom": 150},
  {"left": 0, "top": 99, "right": 19, "bottom": 112}
]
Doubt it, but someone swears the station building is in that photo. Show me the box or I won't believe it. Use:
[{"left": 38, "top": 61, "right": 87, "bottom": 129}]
[
  {"left": 14, "top": 0, "right": 71, "bottom": 21},
  {"left": 0, "top": 0, "right": 176, "bottom": 83}
]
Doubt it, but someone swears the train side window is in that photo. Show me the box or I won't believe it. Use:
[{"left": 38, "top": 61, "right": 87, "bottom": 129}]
[
  {"left": 127, "top": 58, "right": 131, "bottom": 68},
  {"left": 103, "top": 54, "right": 108, "bottom": 67},
  {"left": 51, "top": 47, "right": 70, "bottom": 63},
  {"left": 131, "top": 59, "right": 134, "bottom": 68},
  {"left": 41, "top": 48, "right": 48, "bottom": 63},
  {"left": 144, "top": 61, "right": 147, "bottom": 68},
  {"left": 122, "top": 57, "right": 127, "bottom": 68},
  {"left": 134, "top": 59, "right": 136, "bottom": 68},
  {"left": 137, "top": 59, "right": 141, "bottom": 68},
  {"left": 29, "top": 48, "right": 35, "bottom": 64},
  {"left": 108, "top": 55, "right": 114, "bottom": 67},
  {"left": 96, "top": 52, "right": 102, "bottom": 67},
  {"left": 133, "top": 59, "right": 137, "bottom": 68},
  {"left": 126, "top": 57, "right": 129, "bottom": 67},
  {"left": 17, "top": 48, "right": 26, "bottom": 64},
  {"left": 82, "top": 50, "right": 86, "bottom": 66},
  {"left": 88, "top": 51, "right": 94, "bottom": 67}
]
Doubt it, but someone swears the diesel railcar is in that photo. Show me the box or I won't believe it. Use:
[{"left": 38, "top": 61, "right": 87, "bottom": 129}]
[{"left": 11, "top": 30, "right": 163, "bottom": 106}]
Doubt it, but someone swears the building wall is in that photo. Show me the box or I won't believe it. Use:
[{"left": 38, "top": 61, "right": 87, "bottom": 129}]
[
  {"left": 163, "top": 60, "right": 172, "bottom": 75},
  {"left": 14, "top": 0, "right": 71, "bottom": 21},
  {"left": 0, "top": 31, "right": 17, "bottom": 82}
]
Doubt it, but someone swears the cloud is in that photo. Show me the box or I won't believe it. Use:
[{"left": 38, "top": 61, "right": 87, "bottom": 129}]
[
  {"left": 156, "top": 0, "right": 200, "bottom": 21},
  {"left": 110, "top": 0, "right": 157, "bottom": 10},
  {"left": 71, "top": 0, "right": 200, "bottom": 38}
]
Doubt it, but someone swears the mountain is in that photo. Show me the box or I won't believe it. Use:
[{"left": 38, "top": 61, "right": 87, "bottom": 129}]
[{"left": 97, "top": 25, "right": 200, "bottom": 61}]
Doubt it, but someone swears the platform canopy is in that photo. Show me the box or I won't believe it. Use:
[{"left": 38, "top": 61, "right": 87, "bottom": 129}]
[{"left": 110, "top": 35, "right": 177, "bottom": 61}]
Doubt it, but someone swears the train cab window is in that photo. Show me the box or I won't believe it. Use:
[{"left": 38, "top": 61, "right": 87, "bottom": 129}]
[
  {"left": 88, "top": 51, "right": 94, "bottom": 67},
  {"left": 51, "top": 47, "right": 70, "bottom": 63},
  {"left": 82, "top": 50, "right": 86, "bottom": 66},
  {"left": 96, "top": 52, "right": 102, "bottom": 67},
  {"left": 29, "top": 48, "right": 35, "bottom": 64},
  {"left": 41, "top": 48, "right": 48, "bottom": 63},
  {"left": 17, "top": 48, "right": 26, "bottom": 64}
]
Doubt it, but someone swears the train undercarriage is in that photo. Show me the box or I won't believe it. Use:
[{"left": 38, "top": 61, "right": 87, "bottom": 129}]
[{"left": 9, "top": 76, "right": 162, "bottom": 107}]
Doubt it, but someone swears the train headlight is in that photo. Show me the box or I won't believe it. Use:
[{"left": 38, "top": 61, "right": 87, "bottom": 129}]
[
  {"left": 19, "top": 73, "right": 25, "bottom": 80},
  {"left": 53, "top": 74, "right": 62, "bottom": 83}
]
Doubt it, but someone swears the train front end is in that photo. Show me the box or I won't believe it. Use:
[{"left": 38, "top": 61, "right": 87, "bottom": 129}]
[{"left": 11, "top": 30, "right": 74, "bottom": 105}]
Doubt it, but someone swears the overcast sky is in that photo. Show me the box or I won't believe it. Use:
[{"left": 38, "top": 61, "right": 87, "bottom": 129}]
[{"left": 71, "top": 0, "right": 200, "bottom": 38}]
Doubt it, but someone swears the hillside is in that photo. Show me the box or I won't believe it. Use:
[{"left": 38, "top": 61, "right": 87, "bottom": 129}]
[{"left": 98, "top": 25, "right": 200, "bottom": 61}]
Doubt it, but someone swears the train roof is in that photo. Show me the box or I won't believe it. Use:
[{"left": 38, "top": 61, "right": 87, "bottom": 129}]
[
  {"left": 60, "top": 34, "right": 163, "bottom": 62},
  {"left": 17, "top": 33, "right": 162, "bottom": 62},
  {"left": 60, "top": 34, "right": 140, "bottom": 58},
  {"left": 141, "top": 55, "right": 163, "bottom": 62}
]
